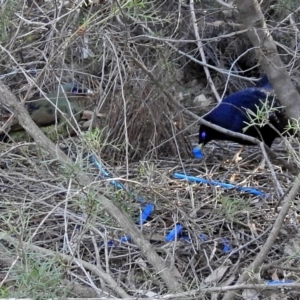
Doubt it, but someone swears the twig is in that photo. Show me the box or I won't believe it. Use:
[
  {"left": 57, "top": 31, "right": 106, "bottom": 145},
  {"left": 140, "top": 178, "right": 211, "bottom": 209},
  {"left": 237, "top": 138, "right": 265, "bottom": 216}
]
[
  {"left": 235, "top": 0, "right": 300, "bottom": 121},
  {"left": 131, "top": 56, "right": 296, "bottom": 173},
  {"left": 259, "top": 142, "right": 284, "bottom": 197},
  {"left": 215, "top": 0, "right": 234, "bottom": 8},
  {"left": 189, "top": 0, "right": 220, "bottom": 102},
  {"left": 222, "top": 172, "right": 300, "bottom": 300},
  {"left": 0, "top": 232, "right": 125, "bottom": 297},
  {"left": 0, "top": 80, "right": 183, "bottom": 295}
]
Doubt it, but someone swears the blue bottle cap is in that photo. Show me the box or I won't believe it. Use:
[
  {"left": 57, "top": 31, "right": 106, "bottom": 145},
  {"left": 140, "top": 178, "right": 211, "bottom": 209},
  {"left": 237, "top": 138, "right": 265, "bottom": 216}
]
[{"left": 193, "top": 147, "right": 204, "bottom": 159}]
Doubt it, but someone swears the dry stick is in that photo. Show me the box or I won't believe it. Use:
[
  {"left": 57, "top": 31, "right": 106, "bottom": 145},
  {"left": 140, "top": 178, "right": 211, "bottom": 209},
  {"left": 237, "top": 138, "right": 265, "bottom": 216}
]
[
  {"left": 1, "top": 238, "right": 300, "bottom": 298},
  {"left": 259, "top": 142, "right": 284, "bottom": 197},
  {"left": 189, "top": 0, "right": 220, "bottom": 102},
  {"left": 0, "top": 80, "right": 183, "bottom": 295},
  {"left": 131, "top": 56, "right": 296, "bottom": 173},
  {"left": 221, "top": 172, "right": 300, "bottom": 300},
  {"left": 214, "top": 0, "right": 234, "bottom": 8},
  {"left": 219, "top": 2, "right": 300, "bottom": 297},
  {"left": 0, "top": 232, "right": 125, "bottom": 297}
]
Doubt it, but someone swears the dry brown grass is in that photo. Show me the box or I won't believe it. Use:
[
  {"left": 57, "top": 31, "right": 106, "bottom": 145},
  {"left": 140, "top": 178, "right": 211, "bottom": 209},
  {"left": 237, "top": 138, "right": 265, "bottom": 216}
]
[{"left": 1, "top": 0, "right": 300, "bottom": 299}]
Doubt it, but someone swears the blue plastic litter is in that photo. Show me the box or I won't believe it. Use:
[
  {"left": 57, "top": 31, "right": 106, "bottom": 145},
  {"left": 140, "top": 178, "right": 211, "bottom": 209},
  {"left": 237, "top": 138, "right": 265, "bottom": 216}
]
[
  {"left": 90, "top": 155, "right": 155, "bottom": 245},
  {"left": 174, "top": 173, "right": 269, "bottom": 198},
  {"left": 199, "top": 233, "right": 208, "bottom": 242},
  {"left": 136, "top": 203, "right": 155, "bottom": 225},
  {"left": 165, "top": 223, "right": 183, "bottom": 242},
  {"left": 266, "top": 280, "right": 294, "bottom": 285},
  {"left": 101, "top": 236, "right": 133, "bottom": 248},
  {"left": 193, "top": 147, "right": 204, "bottom": 159},
  {"left": 106, "top": 240, "right": 115, "bottom": 247},
  {"left": 120, "top": 236, "right": 132, "bottom": 243},
  {"left": 89, "top": 155, "right": 126, "bottom": 190},
  {"left": 222, "top": 237, "right": 232, "bottom": 253}
]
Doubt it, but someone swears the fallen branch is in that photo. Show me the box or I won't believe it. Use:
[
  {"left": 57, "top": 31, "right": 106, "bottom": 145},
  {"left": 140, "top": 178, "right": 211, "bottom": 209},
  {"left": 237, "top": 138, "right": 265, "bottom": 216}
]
[{"left": 0, "top": 80, "right": 183, "bottom": 295}]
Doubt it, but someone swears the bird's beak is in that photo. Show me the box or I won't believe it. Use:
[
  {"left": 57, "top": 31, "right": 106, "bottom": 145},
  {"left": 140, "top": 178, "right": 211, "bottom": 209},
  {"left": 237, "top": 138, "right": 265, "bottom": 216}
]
[{"left": 198, "top": 143, "right": 204, "bottom": 152}]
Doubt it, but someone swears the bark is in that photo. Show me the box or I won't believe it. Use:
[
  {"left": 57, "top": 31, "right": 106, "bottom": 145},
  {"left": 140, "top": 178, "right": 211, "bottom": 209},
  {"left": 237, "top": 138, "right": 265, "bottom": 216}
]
[{"left": 235, "top": 0, "right": 300, "bottom": 120}]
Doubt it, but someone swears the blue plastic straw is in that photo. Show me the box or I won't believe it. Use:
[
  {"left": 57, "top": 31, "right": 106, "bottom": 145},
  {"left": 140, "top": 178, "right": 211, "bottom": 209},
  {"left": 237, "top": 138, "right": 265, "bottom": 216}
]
[
  {"left": 165, "top": 223, "right": 183, "bottom": 242},
  {"left": 222, "top": 237, "right": 232, "bottom": 253},
  {"left": 136, "top": 203, "right": 155, "bottom": 225},
  {"left": 266, "top": 280, "right": 294, "bottom": 285},
  {"left": 89, "top": 155, "right": 126, "bottom": 190},
  {"left": 165, "top": 224, "right": 232, "bottom": 254},
  {"left": 90, "top": 155, "right": 154, "bottom": 228},
  {"left": 174, "top": 173, "right": 269, "bottom": 198}
]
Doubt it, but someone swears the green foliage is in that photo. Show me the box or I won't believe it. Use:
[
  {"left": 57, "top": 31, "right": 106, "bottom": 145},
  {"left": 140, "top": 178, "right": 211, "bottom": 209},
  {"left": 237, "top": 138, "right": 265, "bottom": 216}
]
[
  {"left": 82, "top": 128, "right": 103, "bottom": 149},
  {"left": 0, "top": 286, "right": 10, "bottom": 298},
  {"left": 11, "top": 253, "right": 65, "bottom": 299},
  {"left": 0, "top": 0, "right": 18, "bottom": 44},
  {"left": 286, "top": 118, "right": 300, "bottom": 135},
  {"left": 274, "top": 0, "right": 300, "bottom": 15},
  {"left": 218, "top": 196, "right": 251, "bottom": 221},
  {"left": 115, "top": 0, "right": 166, "bottom": 23},
  {"left": 243, "top": 96, "right": 284, "bottom": 131}
]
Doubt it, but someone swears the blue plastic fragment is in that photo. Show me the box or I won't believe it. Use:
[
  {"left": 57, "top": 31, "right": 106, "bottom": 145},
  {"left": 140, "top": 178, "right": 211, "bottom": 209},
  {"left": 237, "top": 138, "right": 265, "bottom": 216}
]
[
  {"left": 174, "top": 173, "right": 269, "bottom": 198},
  {"left": 199, "top": 233, "right": 208, "bottom": 241},
  {"left": 165, "top": 223, "right": 183, "bottom": 242},
  {"left": 120, "top": 236, "right": 132, "bottom": 243},
  {"left": 90, "top": 155, "right": 154, "bottom": 221},
  {"left": 136, "top": 203, "right": 155, "bottom": 225},
  {"left": 106, "top": 240, "right": 115, "bottom": 247},
  {"left": 90, "top": 155, "right": 126, "bottom": 190},
  {"left": 266, "top": 280, "right": 294, "bottom": 285},
  {"left": 193, "top": 147, "right": 204, "bottom": 159},
  {"left": 222, "top": 237, "right": 232, "bottom": 253},
  {"left": 90, "top": 155, "right": 155, "bottom": 245}
]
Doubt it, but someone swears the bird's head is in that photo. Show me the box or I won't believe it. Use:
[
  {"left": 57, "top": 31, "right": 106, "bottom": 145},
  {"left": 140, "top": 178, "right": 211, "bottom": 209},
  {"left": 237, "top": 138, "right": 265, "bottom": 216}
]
[
  {"left": 59, "top": 83, "right": 93, "bottom": 95},
  {"left": 198, "top": 126, "right": 210, "bottom": 152}
]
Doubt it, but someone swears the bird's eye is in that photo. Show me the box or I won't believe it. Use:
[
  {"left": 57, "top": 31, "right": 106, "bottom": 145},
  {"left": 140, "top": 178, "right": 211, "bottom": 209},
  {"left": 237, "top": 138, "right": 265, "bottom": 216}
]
[{"left": 201, "top": 132, "right": 206, "bottom": 139}]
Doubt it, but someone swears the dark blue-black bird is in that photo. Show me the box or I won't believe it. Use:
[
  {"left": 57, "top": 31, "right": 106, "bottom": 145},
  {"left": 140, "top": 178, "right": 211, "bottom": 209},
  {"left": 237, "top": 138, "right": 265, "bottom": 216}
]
[{"left": 197, "top": 75, "right": 290, "bottom": 160}]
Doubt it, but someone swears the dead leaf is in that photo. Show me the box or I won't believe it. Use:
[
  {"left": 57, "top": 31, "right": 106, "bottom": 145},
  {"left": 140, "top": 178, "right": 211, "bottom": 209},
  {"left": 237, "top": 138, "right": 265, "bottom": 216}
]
[
  {"left": 204, "top": 266, "right": 228, "bottom": 284},
  {"left": 193, "top": 94, "right": 213, "bottom": 107},
  {"left": 271, "top": 270, "right": 279, "bottom": 281},
  {"left": 242, "top": 289, "right": 259, "bottom": 300}
]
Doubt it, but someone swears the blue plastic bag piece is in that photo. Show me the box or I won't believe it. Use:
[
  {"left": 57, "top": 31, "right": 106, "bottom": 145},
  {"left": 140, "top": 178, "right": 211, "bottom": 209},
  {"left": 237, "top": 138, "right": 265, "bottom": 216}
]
[
  {"left": 222, "top": 237, "right": 232, "bottom": 253},
  {"left": 193, "top": 147, "right": 204, "bottom": 159},
  {"left": 266, "top": 280, "right": 294, "bottom": 285},
  {"left": 136, "top": 203, "right": 155, "bottom": 225},
  {"left": 99, "top": 240, "right": 115, "bottom": 248},
  {"left": 120, "top": 236, "right": 132, "bottom": 243},
  {"left": 107, "top": 240, "right": 115, "bottom": 247},
  {"left": 174, "top": 173, "right": 269, "bottom": 198},
  {"left": 199, "top": 233, "right": 208, "bottom": 241},
  {"left": 165, "top": 223, "right": 183, "bottom": 242}
]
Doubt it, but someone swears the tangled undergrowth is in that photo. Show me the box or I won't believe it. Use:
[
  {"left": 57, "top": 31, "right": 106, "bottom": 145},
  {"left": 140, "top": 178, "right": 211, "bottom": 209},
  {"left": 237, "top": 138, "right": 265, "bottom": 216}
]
[
  {"left": 1, "top": 0, "right": 300, "bottom": 299},
  {"left": 0, "top": 137, "right": 299, "bottom": 299}
]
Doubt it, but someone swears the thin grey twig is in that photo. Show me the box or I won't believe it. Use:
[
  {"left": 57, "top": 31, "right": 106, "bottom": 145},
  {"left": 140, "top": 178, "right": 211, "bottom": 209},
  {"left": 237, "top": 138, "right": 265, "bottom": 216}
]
[{"left": 189, "top": 0, "right": 220, "bottom": 102}]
